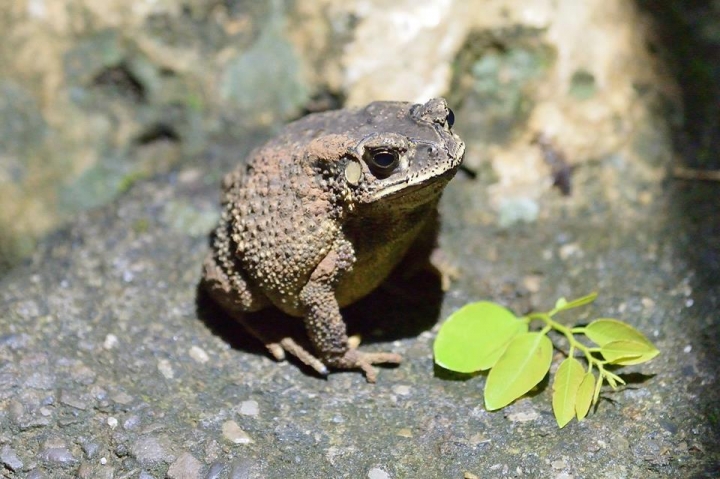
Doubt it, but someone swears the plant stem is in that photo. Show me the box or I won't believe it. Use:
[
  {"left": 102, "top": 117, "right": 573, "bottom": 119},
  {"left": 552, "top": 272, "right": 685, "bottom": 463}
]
[{"left": 524, "top": 312, "right": 625, "bottom": 396}]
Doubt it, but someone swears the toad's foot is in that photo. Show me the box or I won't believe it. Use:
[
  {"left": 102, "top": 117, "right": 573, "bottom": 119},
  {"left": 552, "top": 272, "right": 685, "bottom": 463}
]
[
  {"left": 269, "top": 336, "right": 402, "bottom": 383},
  {"left": 326, "top": 349, "right": 403, "bottom": 383},
  {"left": 275, "top": 337, "right": 329, "bottom": 377},
  {"left": 429, "top": 248, "right": 460, "bottom": 292},
  {"left": 228, "top": 315, "right": 330, "bottom": 377}
]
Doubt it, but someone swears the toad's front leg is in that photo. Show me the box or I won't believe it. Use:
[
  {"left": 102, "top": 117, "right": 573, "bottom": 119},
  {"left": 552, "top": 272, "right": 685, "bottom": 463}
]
[{"left": 299, "top": 246, "right": 402, "bottom": 383}]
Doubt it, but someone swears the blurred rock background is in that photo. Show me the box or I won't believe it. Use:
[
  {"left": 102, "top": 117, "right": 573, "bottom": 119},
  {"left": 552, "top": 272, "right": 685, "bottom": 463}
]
[{"left": 0, "top": 0, "right": 705, "bottom": 274}]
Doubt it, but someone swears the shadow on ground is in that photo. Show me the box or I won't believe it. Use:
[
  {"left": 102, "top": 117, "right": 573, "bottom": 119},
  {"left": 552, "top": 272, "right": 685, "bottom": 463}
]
[
  {"left": 635, "top": 0, "right": 720, "bottom": 469},
  {"left": 196, "top": 267, "right": 444, "bottom": 379}
]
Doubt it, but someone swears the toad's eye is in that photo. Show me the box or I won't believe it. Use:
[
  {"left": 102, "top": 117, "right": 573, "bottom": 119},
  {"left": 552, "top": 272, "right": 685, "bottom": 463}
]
[
  {"left": 365, "top": 149, "right": 400, "bottom": 177},
  {"left": 446, "top": 108, "right": 455, "bottom": 128}
]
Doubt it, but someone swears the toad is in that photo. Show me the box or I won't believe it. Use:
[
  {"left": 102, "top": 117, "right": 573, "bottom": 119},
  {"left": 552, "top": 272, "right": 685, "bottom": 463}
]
[{"left": 202, "top": 98, "right": 465, "bottom": 382}]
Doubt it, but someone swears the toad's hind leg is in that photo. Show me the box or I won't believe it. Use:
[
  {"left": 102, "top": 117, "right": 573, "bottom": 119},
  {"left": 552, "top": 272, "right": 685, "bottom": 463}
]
[
  {"left": 299, "top": 246, "right": 402, "bottom": 383},
  {"left": 203, "top": 251, "right": 330, "bottom": 376},
  {"left": 300, "top": 281, "right": 402, "bottom": 382}
]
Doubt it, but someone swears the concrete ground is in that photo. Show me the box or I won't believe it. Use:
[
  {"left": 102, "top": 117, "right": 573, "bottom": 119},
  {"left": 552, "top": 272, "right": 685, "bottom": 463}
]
[{"left": 1, "top": 129, "right": 718, "bottom": 477}]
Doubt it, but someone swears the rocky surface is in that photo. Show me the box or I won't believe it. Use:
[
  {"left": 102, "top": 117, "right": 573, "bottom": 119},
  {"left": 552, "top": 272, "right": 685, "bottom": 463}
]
[
  {"left": 2, "top": 0, "right": 720, "bottom": 478},
  {"left": 1, "top": 0, "right": 672, "bottom": 274},
  {"left": 1, "top": 134, "right": 719, "bottom": 478}
]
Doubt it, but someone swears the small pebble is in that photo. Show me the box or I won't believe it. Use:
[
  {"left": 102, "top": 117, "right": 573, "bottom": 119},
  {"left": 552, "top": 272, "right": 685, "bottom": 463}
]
[
  {"left": 189, "top": 346, "right": 210, "bottom": 364},
  {"left": 82, "top": 442, "right": 100, "bottom": 459},
  {"left": 229, "top": 458, "right": 254, "bottom": 479},
  {"left": 368, "top": 467, "right": 391, "bottom": 479},
  {"left": 158, "top": 359, "right": 174, "bottom": 379},
  {"left": 111, "top": 391, "right": 133, "bottom": 405},
  {"left": 239, "top": 400, "right": 259, "bottom": 416},
  {"left": 222, "top": 421, "right": 252, "bottom": 444},
  {"left": 205, "top": 462, "right": 226, "bottom": 479},
  {"left": 123, "top": 414, "right": 141, "bottom": 430},
  {"left": 522, "top": 274, "right": 542, "bottom": 293},
  {"left": 103, "top": 334, "right": 119, "bottom": 350},
  {"left": 130, "top": 435, "right": 174, "bottom": 467},
  {"left": 392, "top": 385, "right": 411, "bottom": 396},
  {"left": 59, "top": 390, "right": 88, "bottom": 410},
  {"left": 559, "top": 243, "right": 582, "bottom": 260},
  {"left": 167, "top": 452, "right": 202, "bottom": 479},
  {"left": 37, "top": 447, "right": 77, "bottom": 466},
  {"left": 107, "top": 417, "right": 118, "bottom": 429},
  {"left": 0, "top": 445, "right": 24, "bottom": 471},
  {"left": 507, "top": 410, "right": 540, "bottom": 423}
]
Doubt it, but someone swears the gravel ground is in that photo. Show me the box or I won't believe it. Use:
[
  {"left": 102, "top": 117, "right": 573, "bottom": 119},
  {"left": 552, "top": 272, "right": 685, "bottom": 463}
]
[{"left": 1, "top": 136, "right": 719, "bottom": 478}]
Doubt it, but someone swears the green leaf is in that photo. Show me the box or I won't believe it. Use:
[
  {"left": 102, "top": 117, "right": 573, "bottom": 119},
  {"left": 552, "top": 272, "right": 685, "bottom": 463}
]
[
  {"left": 600, "top": 340, "right": 659, "bottom": 365},
  {"left": 484, "top": 332, "right": 553, "bottom": 410},
  {"left": 552, "top": 357, "right": 585, "bottom": 427},
  {"left": 584, "top": 318, "right": 654, "bottom": 347},
  {"left": 554, "top": 292, "right": 598, "bottom": 312},
  {"left": 575, "top": 372, "right": 595, "bottom": 420},
  {"left": 593, "top": 374, "right": 603, "bottom": 405},
  {"left": 434, "top": 302, "right": 527, "bottom": 373},
  {"left": 585, "top": 318, "right": 659, "bottom": 365}
]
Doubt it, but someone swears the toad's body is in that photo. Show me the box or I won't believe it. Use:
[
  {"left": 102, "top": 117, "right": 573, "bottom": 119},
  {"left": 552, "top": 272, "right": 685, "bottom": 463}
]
[{"left": 203, "top": 98, "right": 465, "bottom": 381}]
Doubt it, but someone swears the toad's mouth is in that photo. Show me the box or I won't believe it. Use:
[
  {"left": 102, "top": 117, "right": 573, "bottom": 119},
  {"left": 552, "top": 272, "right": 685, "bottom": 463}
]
[{"left": 368, "top": 164, "right": 460, "bottom": 205}]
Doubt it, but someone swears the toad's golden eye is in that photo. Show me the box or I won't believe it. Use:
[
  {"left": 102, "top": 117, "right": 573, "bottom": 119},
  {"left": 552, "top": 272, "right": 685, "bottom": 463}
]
[{"left": 365, "top": 149, "right": 399, "bottom": 177}]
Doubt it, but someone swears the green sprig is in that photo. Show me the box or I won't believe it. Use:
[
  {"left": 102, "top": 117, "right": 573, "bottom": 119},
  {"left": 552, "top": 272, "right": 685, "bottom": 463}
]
[{"left": 433, "top": 293, "right": 659, "bottom": 428}]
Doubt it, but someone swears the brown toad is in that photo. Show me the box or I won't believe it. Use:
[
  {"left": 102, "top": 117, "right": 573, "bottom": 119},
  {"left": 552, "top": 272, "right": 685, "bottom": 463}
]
[{"left": 202, "top": 98, "right": 465, "bottom": 382}]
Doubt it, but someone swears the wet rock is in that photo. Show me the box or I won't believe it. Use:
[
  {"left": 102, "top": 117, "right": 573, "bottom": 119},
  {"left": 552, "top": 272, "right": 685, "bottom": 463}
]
[
  {"left": 0, "top": 444, "right": 23, "bottom": 471},
  {"left": 238, "top": 400, "right": 259, "bottom": 417},
  {"left": 26, "top": 469, "right": 45, "bottom": 479},
  {"left": 0, "top": 0, "right": 676, "bottom": 278},
  {"left": 167, "top": 452, "right": 203, "bottom": 479},
  {"left": 37, "top": 447, "right": 78, "bottom": 466},
  {"left": 76, "top": 462, "right": 115, "bottom": 479},
  {"left": 222, "top": 421, "right": 252, "bottom": 445},
  {"left": 81, "top": 441, "right": 100, "bottom": 459},
  {"left": 368, "top": 467, "right": 391, "bottom": 479},
  {"left": 204, "top": 462, "right": 225, "bottom": 479},
  {"left": 59, "top": 389, "right": 89, "bottom": 410},
  {"left": 228, "top": 458, "right": 255, "bottom": 479},
  {"left": 130, "top": 435, "right": 175, "bottom": 467},
  {"left": 189, "top": 345, "right": 210, "bottom": 364},
  {"left": 123, "top": 414, "right": 141, "bottom": 430}
]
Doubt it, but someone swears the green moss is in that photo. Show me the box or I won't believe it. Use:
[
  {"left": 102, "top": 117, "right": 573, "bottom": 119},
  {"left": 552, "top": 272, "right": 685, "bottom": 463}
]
[
  {"left": 449, "top": 31, "right": 555, "bottom": 147},
  {"left": 220, "top": 11, "right": 309, "bottom": 124},
  {"left": 118, "top": 171, "right": 150, "bottom": 194},
  {"left": 162, "top": 199, "right": 219, "bottom": 237},
  {"left": 133, "top": 218, "right": 150, "bottom": 234},
  {"left": 569, "top": 70, "right": 597, "bottom": 100}
]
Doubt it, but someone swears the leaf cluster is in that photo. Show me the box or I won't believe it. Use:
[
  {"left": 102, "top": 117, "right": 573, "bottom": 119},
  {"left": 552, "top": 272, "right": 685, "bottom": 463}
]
[{"left": 433, "top": 293, "right": 659, "bottom": 427}]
